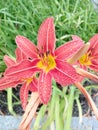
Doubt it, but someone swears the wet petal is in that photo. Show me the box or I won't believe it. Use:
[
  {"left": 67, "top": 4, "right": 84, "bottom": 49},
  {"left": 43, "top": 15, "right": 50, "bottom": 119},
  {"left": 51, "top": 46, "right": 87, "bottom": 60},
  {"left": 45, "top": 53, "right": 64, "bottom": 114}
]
[
  {"left": 72, "top": 35, "right": 82, "bottom": 41},
  {"left": 89, "top": 34, "right": 98, "bottom": 49},
  {"left": 0, "top": 77, "right": 19, "bottom": 90},
  {"left": 51, "top": 60, "right": 79, "bottom": 86},
  {"left": 89, "top": 34, "right": 98, "bottom": 55},
  {"left": 4, "top": 59, "right": 40, "bottom": 80},
  {"left": 91, "top": 57, "right": 98, "bottom": 65},
  {"left": 15, "top": 36, "right": 37, "bottom": 59},
  {"left": 20, "top": 82, "right": 29, "bottom": 110},
  {"left": 68, "top": 43, "right": 90, "bottom": 64},
  {"left": 38, "top": 71, "right": 52, "bottom": 104},
  {"left": 15, "top": 47, "right": 27, "bottom": 63},
  {"left": 89, "top": 64, "right": 98, "bottom": 71},
  {"left": 38, "top": 17, "right": 56, "bottom": 53},
  {"left": 55, "top": 37, "right": 84, "bottom": 60},
  {"left": 4, "top": 55, "right": 16, "bottom": 67}
]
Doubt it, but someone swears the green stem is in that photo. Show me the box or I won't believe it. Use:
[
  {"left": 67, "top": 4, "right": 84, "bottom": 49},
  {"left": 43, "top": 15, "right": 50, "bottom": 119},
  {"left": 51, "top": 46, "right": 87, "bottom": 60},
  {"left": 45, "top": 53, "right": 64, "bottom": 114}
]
[
  {"left": 55, "top": 93, "right": 64, "bottom": 130},
  {"left": 41, "top": 114, "right": 54, "bottom": 130},
  {"left": 33, "top": 105, "right": 47, "bottom": 130},
  {"left": 55, "top": 94, "right": 60, "bottom": 130},
  {"left": 7, "top": 88, "right": 16, "bottom": 116},
  {"left": 64, "top": 86, "right": 75, "bottom": 130},
  {"left": 76, "top": 98, "right": 83, "bottom": 123},
  {"left": 63, "top": 95, "right": 68, "bottom": 120}
]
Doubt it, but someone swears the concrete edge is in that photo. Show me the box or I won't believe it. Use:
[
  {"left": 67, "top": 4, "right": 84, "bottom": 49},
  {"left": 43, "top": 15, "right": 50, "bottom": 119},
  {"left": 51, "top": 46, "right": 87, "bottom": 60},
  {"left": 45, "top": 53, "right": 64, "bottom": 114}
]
[{"left": 0, "top": 116, "right": 98, "bottom": 130}]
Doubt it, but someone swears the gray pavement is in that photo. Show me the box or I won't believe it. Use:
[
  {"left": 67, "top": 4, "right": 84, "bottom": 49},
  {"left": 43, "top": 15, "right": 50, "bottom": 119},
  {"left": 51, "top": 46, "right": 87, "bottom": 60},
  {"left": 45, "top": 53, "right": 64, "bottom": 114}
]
[{"left": 0, "top": 116, "right": 98, "bottom": 130}]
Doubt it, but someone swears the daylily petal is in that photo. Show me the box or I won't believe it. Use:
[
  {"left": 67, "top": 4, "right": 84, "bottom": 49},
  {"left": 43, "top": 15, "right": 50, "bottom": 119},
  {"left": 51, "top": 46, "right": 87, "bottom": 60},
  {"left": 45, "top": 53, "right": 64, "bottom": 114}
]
[
  {"left": 76, "top": 68, "right": 98, "bottom": 83},
  {"left": 0, "top": 77, "right": 19, "bottom": 90},
  {"left": 75, "top": 82, "right": 98, "bottom": 120},
  {"left": 68, "top": 43, "right": 90, "bottom": 64},
  {"left": 15, "top": 47, "right": 27, "bottom": 63},
  {"left": 72, "top": 35, "right": 83, "bottom": 41},
  {"left": 4, "top": 59, "right": 40, "bottom": 80},
  {"left": 89, "top": 34, "right": 98, "bottom": 55},
  {"left": 29, "top": 77, "right": 38, "bottom": 92},
  {"left": 38, "top": 71, "right": 52, "bottom": 104},
  {"left": 91, "top": 57, "right": 98, "bottom": 65},
  {"left": 4, "top": 55, "right": 16, "bottom": 67},
  {"left": 15, "top": 36, "right": 37, "bottom": 59},
  {"left": 38, "top": 17, "right": 56, "bottom": 53},
  {"left": 20, "top": 82, "right": 29, "bottom": 110},
  {"left": 55, "top": 38, "right": 84, "bottom": 60},
  {"left": 51, "top": 60, "right": 79, "bottom": 86},
  {"left": 19, "top": 92, "right": 40, "bottom": 130},
  {"left": 90, "top": 63, "right": 98, "bottom": 71}
]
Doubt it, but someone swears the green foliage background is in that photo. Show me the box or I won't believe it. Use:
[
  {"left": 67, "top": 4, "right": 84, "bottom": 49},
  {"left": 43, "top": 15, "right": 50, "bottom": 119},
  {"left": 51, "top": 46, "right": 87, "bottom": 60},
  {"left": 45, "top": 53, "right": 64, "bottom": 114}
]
[
  {"left": 0, "top": 0, "right": 98, "bottom": 71},
  {"left": 0, "top": 1, "right": 98, "bottom": 127}
]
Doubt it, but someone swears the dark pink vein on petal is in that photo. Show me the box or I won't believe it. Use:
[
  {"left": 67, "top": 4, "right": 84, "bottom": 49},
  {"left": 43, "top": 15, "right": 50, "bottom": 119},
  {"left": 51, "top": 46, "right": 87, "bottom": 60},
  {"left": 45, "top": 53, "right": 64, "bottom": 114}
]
[
  {"left": 37, "top": 17, "right": 56, "bottom": 53},
  {"left": 16, "top": 36, "right": 37, "bottom": 59},
  {"left": 4, "top": 60, "right": 40, "bottom": 80},
  {"left": 89, "top": 34, "right": 98, "bottom": 50},
  {"left": 20, "top": 83, "right": 29, "bottom": 110},
  {"left": 51, "top": 60, "right": 79, "bottom": 85},
  {"left": 15, "top": 48, "right": 27, "bottom": 63},
  {"left": 55, "top": 39, "right": 84, "bottom": 60},
  {"left": 4, "top": 55, "right": 16, "bottom": 67},
  {"left": 38, "top": 71, "right": 52, "bottom": 104},
  {"left": 0, "top": 77, "right": 19, "bottom": 90}
]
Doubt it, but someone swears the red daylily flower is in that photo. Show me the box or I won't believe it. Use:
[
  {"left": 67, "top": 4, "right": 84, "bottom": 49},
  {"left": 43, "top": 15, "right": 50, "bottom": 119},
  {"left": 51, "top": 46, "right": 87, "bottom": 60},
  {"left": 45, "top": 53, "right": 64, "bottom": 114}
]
[
  {"left": 70, "top": 34, "right": 98, "bottom": 83},
  {"left": 78, "top": 34, "right": 98, "bottom": 71},
  {"left": 0, "top": 48, "right": 38, "bottom": 110},
  {"left": 68, "top": 35, "right": 98, "bottom": 119},
  {"left": 68, "top": 35, "right": 98, "bottom": 82},
  {"left": 4, "top": 17, "right": 84, "bottom": 104},
  {"left": 62, "top": 46, "right": 98, "bottom": 120}
]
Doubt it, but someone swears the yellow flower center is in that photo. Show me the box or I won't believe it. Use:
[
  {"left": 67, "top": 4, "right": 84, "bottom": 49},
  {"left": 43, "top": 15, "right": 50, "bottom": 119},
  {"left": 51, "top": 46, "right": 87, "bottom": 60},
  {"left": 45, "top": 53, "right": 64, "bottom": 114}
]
[
  {"left": 79, "top": 51, "right": 92, "bottom": 66},
  {"left": 37, "top": 53, "right": 56, "bottom": 73}
]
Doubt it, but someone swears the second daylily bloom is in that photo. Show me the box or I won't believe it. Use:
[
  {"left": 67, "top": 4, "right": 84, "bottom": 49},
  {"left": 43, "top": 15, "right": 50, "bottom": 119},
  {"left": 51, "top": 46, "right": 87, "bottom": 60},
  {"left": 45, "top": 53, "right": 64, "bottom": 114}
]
[
  {"left": 0, "top": 48, "right": 38, "bottom": 110},
  {"left": 65, "top": 35, "right": 98, "bottom": 119},
  {"left": 4, "top": 17, "right": 84, "bottom": 104},
  {"left": 78, "top": 34, "right": 98, "bottom": 71},
  {"left": 74, "top": 34, "right": 98, "bottom": 83},
  {"left": 68, "top": 34, "right": 98, "bottom": 83}
]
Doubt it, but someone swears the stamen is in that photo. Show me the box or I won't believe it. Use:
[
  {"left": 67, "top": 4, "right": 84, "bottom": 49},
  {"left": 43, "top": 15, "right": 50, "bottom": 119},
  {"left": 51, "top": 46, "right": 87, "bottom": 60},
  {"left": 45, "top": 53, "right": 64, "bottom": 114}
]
[
  {"left": 36, "top": 48, "right": 40, "bottom": 53},
  {"left": 46, "top": 50, "right": 50, "bottom": 56},
  {"left": 41, "top": 46, "right": 44, "bottom": 51},
  {"left": 37, "top": 53, "right": 56, "bottom": 73}
]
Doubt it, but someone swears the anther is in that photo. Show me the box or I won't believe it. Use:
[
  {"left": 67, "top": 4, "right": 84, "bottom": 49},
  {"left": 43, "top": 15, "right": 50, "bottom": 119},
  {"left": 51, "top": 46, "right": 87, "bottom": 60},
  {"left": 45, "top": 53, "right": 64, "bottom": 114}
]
[
  {"left": 46, "top": 50, "right": 50, "bottom": 56},
  {"left": 36, "top": 48, "right": 40, "bottom": 53}
]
